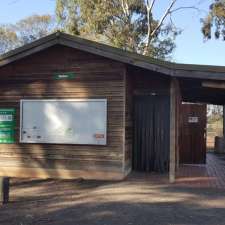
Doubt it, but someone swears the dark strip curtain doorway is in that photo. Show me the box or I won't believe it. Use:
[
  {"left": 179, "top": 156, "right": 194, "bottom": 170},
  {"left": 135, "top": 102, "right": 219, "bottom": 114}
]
[{"left": 133, "top": 94, "right": 170, "bottom": 173}]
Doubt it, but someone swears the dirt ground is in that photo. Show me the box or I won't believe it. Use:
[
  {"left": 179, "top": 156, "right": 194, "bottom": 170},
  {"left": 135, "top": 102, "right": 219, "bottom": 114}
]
[{"left": 1, "top": 174, "right": 225, "bottom": 225}]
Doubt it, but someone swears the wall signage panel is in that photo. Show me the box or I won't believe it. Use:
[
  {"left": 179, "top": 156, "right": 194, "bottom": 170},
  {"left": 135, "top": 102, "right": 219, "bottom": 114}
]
[
  {"left": 53, "top": 72, "right": 76, "bottom": 80},
  {"left": 20, "top": 99, "right": 107, "bottom": 145},
  {"left": 188, "top": 116, "right": 199, "bottom": 123},
  {"left": 0, "top": 109, "right": 16, "bottom": 143}
]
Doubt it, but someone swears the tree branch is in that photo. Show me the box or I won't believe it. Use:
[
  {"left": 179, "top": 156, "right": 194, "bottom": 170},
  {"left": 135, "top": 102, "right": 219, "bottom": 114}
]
[
  {"left": 169, "top": 14, "right": 176, "bottom": 29},
  {"left": 150, "top": 0, "right": 177, "bottom": 38},
  {"left": 146, "top": 0, "right": 156, "bottom": 34},
  {"left": 143, "top": 0, "right": 177, "bottom": 55},
  {"left": 121, "top": 0, "right": 130, "bottom": 17},
  {"left": 170, "top": 6, "right": 201, "bottom": 14},
  {"left": 142, "top": 0, "right": 156, "bottom": 54},
  {"left": 147, "top": 0, "right": 156, "bottom": 12}
]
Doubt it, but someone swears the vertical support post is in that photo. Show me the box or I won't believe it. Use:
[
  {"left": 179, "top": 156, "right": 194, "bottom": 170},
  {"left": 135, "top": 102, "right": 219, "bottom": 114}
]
[
  {"left": 169, "top": 78, "right": 176, "bottom": 183},
  {"left": 175, "top": 81, "right": 181, "bottom": 171},
  {"left": 0, "top": 177, "right": 10, "bottom": 204},
  {"left": 175, "top": 110, "right": 180, "bottom": 171},
  {"left": 223, "top": 106, "right": 225, "bottom": 137}
]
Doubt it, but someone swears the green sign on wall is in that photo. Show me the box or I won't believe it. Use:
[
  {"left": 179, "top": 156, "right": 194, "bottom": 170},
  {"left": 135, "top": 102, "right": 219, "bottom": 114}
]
[
  {"left": 0, "top": 109, "right": 15, "bottom": 143},
  {"left": 53, "top": 72, "right": 76, "bottom": 80}
]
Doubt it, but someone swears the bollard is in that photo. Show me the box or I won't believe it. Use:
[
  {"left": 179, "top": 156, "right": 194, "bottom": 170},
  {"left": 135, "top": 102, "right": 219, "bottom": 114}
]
[{"left": 0, "top": 177, "right": 10, "bottom": 204}]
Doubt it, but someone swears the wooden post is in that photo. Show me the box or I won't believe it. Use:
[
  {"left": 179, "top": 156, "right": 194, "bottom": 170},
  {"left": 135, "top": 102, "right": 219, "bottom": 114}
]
[
  {"left": 169, "top": 78, "right": 176, "bottom": 183},
  {"left": 0, "top": 177, "right": 10, "bottom": 204},
  {"left": 223, "top": 106, "right": 225, "bottom": 137},
  {"left": 175, "top": 82, "right": 181, "bottom": 171},
  {"left": 175, "top": 111, "right": 180, "bottom": 171}
]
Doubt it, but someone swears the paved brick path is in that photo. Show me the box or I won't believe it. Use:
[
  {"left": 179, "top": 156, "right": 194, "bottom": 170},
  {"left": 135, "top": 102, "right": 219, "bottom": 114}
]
[
  {"left": 129, "top": 153, "right": 225, "bottom": 189},
  {"left": 176, "top": 153, "right": 225, "bottom": 189}
]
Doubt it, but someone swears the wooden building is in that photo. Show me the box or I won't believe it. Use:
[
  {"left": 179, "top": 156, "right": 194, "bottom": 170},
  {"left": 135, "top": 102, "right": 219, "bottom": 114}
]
[{"left": 0, "top": 32, "right": 225, "bottom": 182}]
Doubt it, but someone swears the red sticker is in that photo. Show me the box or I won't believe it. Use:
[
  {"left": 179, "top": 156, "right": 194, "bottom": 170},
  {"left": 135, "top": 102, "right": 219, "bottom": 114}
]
[{"left": 94, "top": 134, "right": 105, "bottom": 139}]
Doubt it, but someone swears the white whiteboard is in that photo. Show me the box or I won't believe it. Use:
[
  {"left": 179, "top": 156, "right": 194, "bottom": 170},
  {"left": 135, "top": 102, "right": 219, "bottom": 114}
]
[{"left": 20, "top": 99, "right": 107, "bottom": 145}]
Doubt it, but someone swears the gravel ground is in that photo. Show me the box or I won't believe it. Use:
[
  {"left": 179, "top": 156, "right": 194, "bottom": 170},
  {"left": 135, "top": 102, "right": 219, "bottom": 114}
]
[{"left": 0, "top": 175, "right": 225, "bottom": 225}]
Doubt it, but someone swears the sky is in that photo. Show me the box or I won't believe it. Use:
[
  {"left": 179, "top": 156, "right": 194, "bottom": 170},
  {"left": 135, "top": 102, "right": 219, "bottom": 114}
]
[{"left": 0, "top": 0, "right": 224, "bottom": 66}]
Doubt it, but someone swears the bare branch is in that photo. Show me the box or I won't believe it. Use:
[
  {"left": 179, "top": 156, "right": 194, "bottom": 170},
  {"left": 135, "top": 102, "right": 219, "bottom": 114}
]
[
  {"left": 147, "top": 0, "right": 156, "bottom": 12},
  {"left": 146, "top": 0, "right": 156, "bottom": 34},
  {"left": 142, "top": 0, "right": 156, "bottom": 54},
  {"left": 121, "top": 0, "right": 130, "bottom": 17},
  {"left": 170, "top": 6, "right": 201, "bottom": 14},
  {"left": 169, "top": 14, "right": 176, "bottom": 29},
  {"left": 121, "top": 0, "right": 126, "bottom": 15},
  {"left": 150, "top": 0, "right": 177, "bottom": 38},
  {"left": 143, "top": 0, "right": 177, "bottom": 55}
]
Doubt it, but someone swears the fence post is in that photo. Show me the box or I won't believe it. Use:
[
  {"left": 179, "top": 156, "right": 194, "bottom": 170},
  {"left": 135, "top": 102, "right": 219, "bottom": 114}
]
[{"left": 0, "top": 177, "right": 10, "bottom": 204}]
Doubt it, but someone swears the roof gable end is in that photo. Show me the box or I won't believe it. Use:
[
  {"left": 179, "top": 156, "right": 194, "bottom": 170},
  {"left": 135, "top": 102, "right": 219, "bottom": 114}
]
[{"left": 1, "top": 32, "right": 225, "bottom": 80}]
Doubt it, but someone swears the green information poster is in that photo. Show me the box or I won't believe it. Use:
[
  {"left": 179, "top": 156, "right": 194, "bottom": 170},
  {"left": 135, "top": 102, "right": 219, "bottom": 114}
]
[{"left": 0, "top": 108, "right": 15, "bottom": 143}]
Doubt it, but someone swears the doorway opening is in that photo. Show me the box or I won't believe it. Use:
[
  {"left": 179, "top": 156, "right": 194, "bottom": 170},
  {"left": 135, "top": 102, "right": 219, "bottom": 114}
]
[
  {"left": 177, "top": 103, "right": 225, "bottom": 188},
  {"left": 207, "top": 105, "right": 223, "bottom": 153},
  {"left": 132, "top": 94, "right": 170, "bottom": 173}
]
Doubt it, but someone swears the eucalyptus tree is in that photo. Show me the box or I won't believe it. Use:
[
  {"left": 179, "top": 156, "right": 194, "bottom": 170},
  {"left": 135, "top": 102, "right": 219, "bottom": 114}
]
[
  {"left": 202, "top": 0, "right": 225, "bottom": 40},
  {"left": 0, "top": 26, "right": 19, "bottom": 54},
  {"left": 0, "top": 14, "right": 56, "bottom": 54},
  {"left": 56, "top": 0, "right": 195, "bottom": 59}
]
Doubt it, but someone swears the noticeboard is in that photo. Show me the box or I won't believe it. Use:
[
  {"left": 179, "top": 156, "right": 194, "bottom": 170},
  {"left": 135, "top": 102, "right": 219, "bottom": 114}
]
[
  {"left": 20, "top": 99, "right": 107, "bottom": 145},
  {"left": 0, "top": 108, "right": 16, "bottom": 143}
]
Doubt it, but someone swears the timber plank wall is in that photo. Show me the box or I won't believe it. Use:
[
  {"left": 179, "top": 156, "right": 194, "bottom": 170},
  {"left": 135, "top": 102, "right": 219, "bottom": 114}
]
[{"left": 0, "top": 45, "right": 126, "bottom": 180}]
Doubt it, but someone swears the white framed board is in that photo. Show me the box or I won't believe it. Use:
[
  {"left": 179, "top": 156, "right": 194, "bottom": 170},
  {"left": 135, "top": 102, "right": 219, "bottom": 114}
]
[{"left": 20, "top": 99, "right": 107, "bottom": 145}]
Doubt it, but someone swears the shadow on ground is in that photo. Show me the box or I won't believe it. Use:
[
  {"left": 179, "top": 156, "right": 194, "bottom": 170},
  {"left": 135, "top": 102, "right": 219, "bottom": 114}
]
[{"left": 1, "top": 176, "right": 225, "bottom": 225}]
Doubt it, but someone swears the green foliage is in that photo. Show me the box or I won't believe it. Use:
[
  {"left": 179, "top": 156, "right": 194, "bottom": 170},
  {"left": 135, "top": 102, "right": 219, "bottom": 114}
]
[
  {"left": 56, "top": 0, "right": 80, "bottom": 35},
  {"left": 0, "top": 14, "right": 56, "bottom": 55},
  {"left": 56, "top": 0, "right": 179, "bottom": 59},
  {"left": 0, "top": 26, "right": 19, "bottom": 55},
  {"left": 207, "top": 105, "right": 223, "bottom": 125},
  {"left": 207, "top": 105, "right": 223, "bottom": 138},
  {"left": 202, "top": 0, "right": 225, "bottom": 40},
  {"left": 15, "top": 14, "right": 56, "bottom": 44},
  {"left": 207, "top": 116, "right": 223, "bottom": 134}
]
